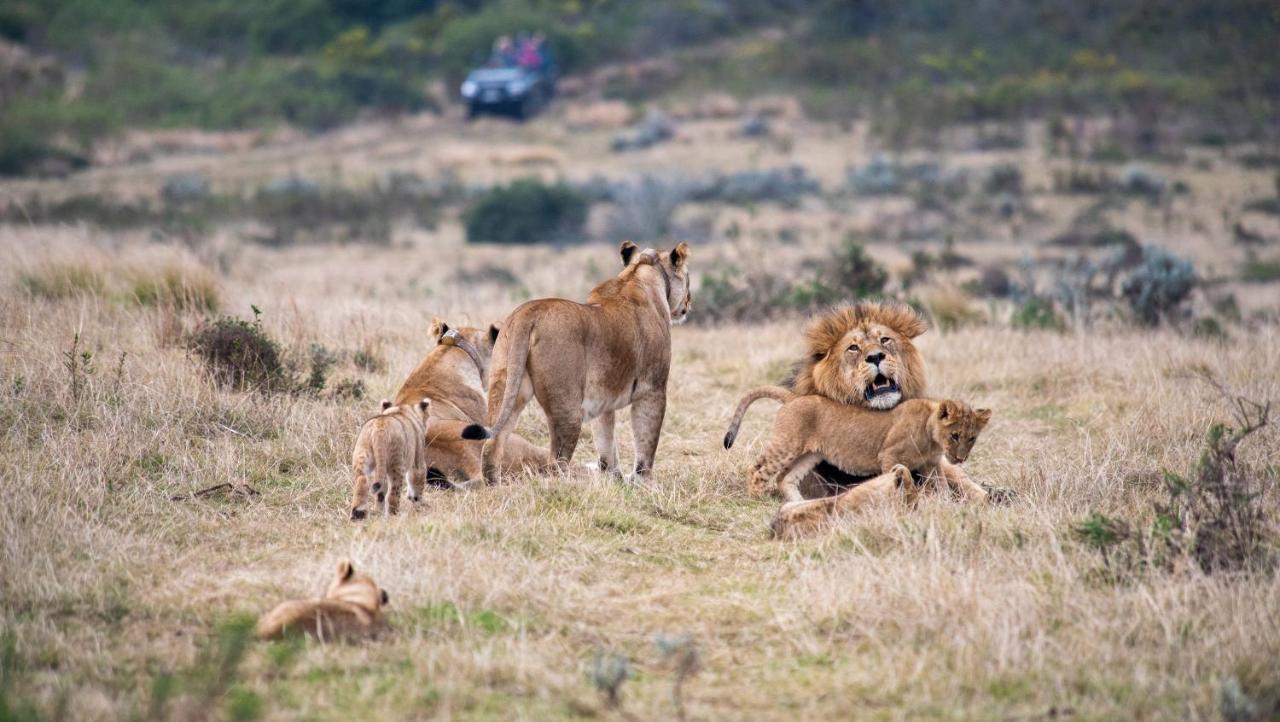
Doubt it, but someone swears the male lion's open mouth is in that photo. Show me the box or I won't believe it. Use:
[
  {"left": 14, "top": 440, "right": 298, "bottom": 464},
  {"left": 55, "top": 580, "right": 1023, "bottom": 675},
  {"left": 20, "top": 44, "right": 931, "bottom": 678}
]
[{"left": 864, "top": 373, "right": 900, "bottom": 401}]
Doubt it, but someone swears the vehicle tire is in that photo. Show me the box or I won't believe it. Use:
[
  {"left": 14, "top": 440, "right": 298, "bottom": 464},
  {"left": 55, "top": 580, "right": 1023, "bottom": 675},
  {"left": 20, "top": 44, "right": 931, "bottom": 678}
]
[
  {"left": 512, "top": 97, "right": 528, "bottom": 121},
  {"left": 466, "top": 103, "right": 479, "bottom": 120}
]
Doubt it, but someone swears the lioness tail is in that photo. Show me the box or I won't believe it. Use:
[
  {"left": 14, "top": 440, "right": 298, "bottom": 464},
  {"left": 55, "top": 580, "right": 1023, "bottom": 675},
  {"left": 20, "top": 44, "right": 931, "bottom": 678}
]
[
  {"left": 461, "top": 311, "right": 535, "bottom": 443},
  {"left": 723, "top": 385, "right": 795, "bottom": 449}
]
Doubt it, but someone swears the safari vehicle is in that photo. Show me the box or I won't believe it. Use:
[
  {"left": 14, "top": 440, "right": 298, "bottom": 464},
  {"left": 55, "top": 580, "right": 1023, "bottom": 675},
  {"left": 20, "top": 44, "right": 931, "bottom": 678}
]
[{"left": 460, "top": 64, "right": 557, "bottom": 120}]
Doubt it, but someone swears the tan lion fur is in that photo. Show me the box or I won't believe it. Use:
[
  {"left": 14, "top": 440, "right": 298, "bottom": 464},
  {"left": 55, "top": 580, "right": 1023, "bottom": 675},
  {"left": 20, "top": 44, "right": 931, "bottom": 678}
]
[
  {"left": 393, "top": 319, "right": 548, "bottom": 485},
  {"left": 349, "top": 399, "right": 429, "bottom": 520},
  {"left": 256, "top": 560, "right": 389, "bottom": 641},
  {"left": 744, "top": 395, "right": 991, "bottom": 502},
  {"left": 786, "top": 301, "right": 928, "bottom": 407},
  {"left": 769, "top": 465, "right": 915, "bottom": 540},
  {"left": 465, "top": 240, "right": 693, "bottom": 483},
  {"left": 773, "top": 302, "right": 992, "bottom": 529}
]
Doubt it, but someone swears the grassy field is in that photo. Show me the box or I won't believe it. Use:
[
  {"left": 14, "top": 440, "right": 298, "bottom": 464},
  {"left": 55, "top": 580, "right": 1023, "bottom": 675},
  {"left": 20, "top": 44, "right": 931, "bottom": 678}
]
[{"left": 2, "top": 109, "right": 1279, "bottom": 721}]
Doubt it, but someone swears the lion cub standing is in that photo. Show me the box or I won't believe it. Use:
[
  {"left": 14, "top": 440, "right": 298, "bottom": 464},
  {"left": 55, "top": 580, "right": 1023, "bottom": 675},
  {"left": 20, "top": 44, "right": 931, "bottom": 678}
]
[
  {"left": 350, "top": 399, "right": 430, "bottom": 520},
  {"left": 728, "top": 389, "right": 990, "bottom": 502},
  {"left": 256, "top": 559, "right": 389, "bottom": 641}
]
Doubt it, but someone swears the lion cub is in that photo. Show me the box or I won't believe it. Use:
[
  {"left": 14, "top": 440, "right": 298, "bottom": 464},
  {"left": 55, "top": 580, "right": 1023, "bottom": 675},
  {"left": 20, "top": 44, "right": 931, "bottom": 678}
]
[
  {"left": 350, "top": 399, "right": 430, "bottom": 520},
  {"left": 256, "top": 559, "right": 390, "bottom": 641},
  {"left": 735, "top": 392, "right": 990, "bottom": 502}
]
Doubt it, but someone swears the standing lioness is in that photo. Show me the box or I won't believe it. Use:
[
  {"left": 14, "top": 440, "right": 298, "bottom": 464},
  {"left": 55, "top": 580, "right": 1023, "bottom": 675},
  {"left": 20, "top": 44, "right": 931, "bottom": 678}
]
[{"left": 464, "top": 241, "right": 692, "bottom": 483}]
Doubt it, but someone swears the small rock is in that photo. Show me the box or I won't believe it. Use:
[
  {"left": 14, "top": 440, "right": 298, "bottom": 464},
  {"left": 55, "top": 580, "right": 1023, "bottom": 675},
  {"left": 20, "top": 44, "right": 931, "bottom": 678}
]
[
  {"left": 739, "top": 114, "right": 770, "bottom": 138},
  {"left": 1120, "top": 164, "right": 1166, "bottom": 196}
]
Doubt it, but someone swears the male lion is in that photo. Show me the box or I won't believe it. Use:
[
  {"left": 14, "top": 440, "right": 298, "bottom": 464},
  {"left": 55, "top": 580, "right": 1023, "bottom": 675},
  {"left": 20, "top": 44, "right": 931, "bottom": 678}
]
[
  {"left": 349, "top": 399, "right": 429, "bottom": 519},
  {"left": 728, "top": 390, "right": 990, "bottom": 502},
  {"left": 756, "top": 301, "right": 1000, "bottom": 536},
  {"left": 393, "top": 319, "right": 549, "bottom": 485},
  {"left": 787, "top": 301, "right": 989, "bottom": 499},
  {"left": 256, "top": 559, "right": 389, "bottom": 641},
  {"left": 463, "top": 240, "right": 692, "bottom": 483}
]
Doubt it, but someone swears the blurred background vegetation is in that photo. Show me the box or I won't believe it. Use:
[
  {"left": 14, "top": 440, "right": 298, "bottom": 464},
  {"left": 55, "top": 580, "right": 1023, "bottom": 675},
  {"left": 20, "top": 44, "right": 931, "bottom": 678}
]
[{"left": 2, "top": 0, "right": 1277, "bottom": 176}]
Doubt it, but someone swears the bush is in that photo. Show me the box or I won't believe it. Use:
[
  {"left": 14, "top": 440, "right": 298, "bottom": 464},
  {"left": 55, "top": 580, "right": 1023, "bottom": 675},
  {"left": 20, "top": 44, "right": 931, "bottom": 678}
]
[
  {"left": 697, "top": 166, "right": 821, "bottom": 206},
  {"left": 0, "top": 97, "right": 101, "bottom": 177},
  {"left": 605, "top": 176, "right": 688, "bottom": 242},
  {"left": 434, "top": 3, "right": 585, "bottom": 81},
  {"left": 695, "top": 238, "right": 889, "bottom": 325},
  {"left": 822, "top": 235, "right": 890, "bottom": 300},
  {"left": 463, "top": 179, "right": 588, "bottom": 245},
  {"left": 1120, "top": 246, "right": 1196, "bottom": 325},
  {"left": 1011, "top": 297, "right": 1065, "bottom": 331},
  {"left": 984, "top": 163, "right": 1023, "bottom": 194},
  {"left": 1242, "top": 257, "right": 1280, "bottom": 283},
  {"left": 694, "top": 266, "right": 795, "bottom": 324},
  {"left": 1074, "top": 371, "right": 1275, "bottom": 578},
  {"left": 188, "top": 310, "right": 287, "bottom": 392}
]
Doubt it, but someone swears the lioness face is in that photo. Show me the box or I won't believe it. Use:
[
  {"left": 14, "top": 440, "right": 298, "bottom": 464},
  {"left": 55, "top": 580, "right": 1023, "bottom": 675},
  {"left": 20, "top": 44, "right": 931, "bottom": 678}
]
[
  {"left": 935, "top": 401, "right": 992, "bottom": 464},
  {"left": 663, "top": 242, "right": 692, "bottom": 325},
  {"left": 838, "top": 323, "right": 913, "bottom": 410}
]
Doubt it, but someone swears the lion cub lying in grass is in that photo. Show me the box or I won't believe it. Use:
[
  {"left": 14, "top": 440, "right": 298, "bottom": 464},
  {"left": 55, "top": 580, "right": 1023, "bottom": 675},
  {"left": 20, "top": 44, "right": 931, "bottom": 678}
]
[
  {"left": 256, "top": 559, "right": 389, "bottom": 641},
  {"left": 350, "top": 399, "right": 430, "bottom": 520},
  {"left": 726, "top": 388, "right": 991, "bottom": 503}
]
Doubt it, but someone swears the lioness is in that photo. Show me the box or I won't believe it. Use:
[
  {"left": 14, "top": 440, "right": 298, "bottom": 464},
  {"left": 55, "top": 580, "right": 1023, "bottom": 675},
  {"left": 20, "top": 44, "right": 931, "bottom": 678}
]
[
  {"left": 463, "top": 241, "right": 692, "bottom": 483},
  {"left": 350, "top": 399, "right": 429, "bottom": 520},
  {"left": 728, "top": 389, "right": 990, "bottom": 502},
  {"left": 393, "top": 319, "right": 548, "bottom": 485},
  {"left": 256, "top": 559, "right": 389, "bottom": 641}
]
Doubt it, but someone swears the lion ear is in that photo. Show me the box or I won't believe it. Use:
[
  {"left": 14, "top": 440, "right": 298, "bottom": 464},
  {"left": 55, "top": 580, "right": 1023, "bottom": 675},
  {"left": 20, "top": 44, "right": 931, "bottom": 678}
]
[
  {"left": 670, "top": 241, "right": 690, "bottom": 269},
  {"left": 620, "top": 240, "right": 638, "bottom": 266},
  {"left": 336, "top": 559, "right": 354, "bottom": 582},
  {"left": 488, "top": 323, "right": 500, "bottom": 345},
  {"left": 976, "top": 408, "right": 992, "bottom": 425},
  {"left": 938, "top": 400, "right": 955, "bottom": 419},
  {"left": 900, "top": 310, "right": 929, "bottom": 339},
  {"left": 430, "top": 317, "right": 449, "bottom": 342}
]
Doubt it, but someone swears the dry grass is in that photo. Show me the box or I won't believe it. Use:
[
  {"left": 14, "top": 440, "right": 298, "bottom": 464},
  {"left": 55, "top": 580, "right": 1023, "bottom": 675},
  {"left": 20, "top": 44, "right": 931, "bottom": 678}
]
[
  {"left": 2, "top": 107, "right": 1279, "bottom": 720},
  {"left": 1, "top": 224, "right": 1278, "bottom": 722}
]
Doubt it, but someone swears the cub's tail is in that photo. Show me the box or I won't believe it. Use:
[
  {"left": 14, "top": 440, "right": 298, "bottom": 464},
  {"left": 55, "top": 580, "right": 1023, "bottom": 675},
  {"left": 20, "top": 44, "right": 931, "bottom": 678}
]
[{"left": 723, "top": 386, "right": 794, "bottom": 449}]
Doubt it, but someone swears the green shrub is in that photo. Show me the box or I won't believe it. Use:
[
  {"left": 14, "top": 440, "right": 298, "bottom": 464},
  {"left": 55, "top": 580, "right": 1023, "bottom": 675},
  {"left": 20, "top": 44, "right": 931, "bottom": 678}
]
[
  {"left": 1074, "top": 371, "right": 1275, "bottom": 579},
  {"left": 1011, "top": 297, "right": 1065, "bottom": 331},
  {"left": 1120, "top": 246, "right": 1196, "bottom": 326},
  {"left": 0, "top": 96, "right": 103, "bottom": 177},
  {"left": 188, "top": 310, "right": 287, "bottom": 392},
  {"left": 751, "top": 239, "right": 888, "bottom": 314},
  {"left": 248, "top": 0, "right": 341, "bottom": 54},
  {"left": 1242, "top": 258, "right": 1280, "bottom": 283},
  {"left": 463, "top": 180, "right": 588, "bottom": 245},
  {"left": 434, "top": 3, "right": 586, "bottom": 81}
]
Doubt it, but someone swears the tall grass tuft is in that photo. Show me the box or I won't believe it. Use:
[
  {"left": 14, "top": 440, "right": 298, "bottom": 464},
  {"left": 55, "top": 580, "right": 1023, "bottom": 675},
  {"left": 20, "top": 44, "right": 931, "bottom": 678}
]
[
  {"left": 129, "top": 264, "right": 221, "bottom": 313},
  {"left": 17, "top": 261, "right": 106, "bottom": 300}
]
